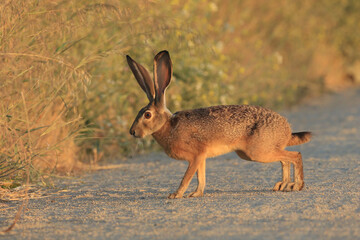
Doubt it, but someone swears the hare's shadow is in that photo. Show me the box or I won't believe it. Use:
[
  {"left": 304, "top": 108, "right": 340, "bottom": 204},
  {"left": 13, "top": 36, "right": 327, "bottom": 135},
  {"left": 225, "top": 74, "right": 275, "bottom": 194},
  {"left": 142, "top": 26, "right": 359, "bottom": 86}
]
[{"left": 205, "top": 189, "right": 271, "bottom": 195}]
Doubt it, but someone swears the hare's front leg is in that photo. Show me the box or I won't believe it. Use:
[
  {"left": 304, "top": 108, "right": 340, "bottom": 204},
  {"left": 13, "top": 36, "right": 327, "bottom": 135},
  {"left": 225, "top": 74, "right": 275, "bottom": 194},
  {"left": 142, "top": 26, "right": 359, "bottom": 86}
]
[
  {"left": 188, "top": 159, "right": 206, "bottom": 197},
  {"left": 168, "top": 155, "right": 205, "bottom": 199}
]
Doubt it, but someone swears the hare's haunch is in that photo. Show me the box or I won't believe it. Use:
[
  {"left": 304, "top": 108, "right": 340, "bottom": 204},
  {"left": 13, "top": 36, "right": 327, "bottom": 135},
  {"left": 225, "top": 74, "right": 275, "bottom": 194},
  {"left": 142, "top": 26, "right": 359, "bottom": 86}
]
[{"left": 127, "top": 50, "right": 312, "bottom": 199}]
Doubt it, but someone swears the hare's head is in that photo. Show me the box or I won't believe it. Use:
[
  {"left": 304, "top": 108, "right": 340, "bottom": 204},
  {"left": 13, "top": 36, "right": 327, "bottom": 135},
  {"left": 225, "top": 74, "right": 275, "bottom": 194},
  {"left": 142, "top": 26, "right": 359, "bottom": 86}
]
[{"left": 127, "top": 51, "right": 172, "bottom": 138}]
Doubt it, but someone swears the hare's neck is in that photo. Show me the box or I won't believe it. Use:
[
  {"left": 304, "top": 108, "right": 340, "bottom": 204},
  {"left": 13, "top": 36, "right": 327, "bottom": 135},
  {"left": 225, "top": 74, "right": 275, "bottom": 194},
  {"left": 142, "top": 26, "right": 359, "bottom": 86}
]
[{"left": 152, "top": 111, "right": 172, "bottom": 149}]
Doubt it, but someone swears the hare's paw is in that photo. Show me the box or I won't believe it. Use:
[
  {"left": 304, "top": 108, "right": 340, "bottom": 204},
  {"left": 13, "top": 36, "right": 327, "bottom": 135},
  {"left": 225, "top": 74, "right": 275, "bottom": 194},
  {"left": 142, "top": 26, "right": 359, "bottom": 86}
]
[
  {"left": 273, "top": 181, "right": 289, "bottom": 191},
  {"left": 187, "top": 191, "right": 204, "bottom": 198},
  {"left": 168, "top": 192, "right": 183, "bottom": 199},
  {"left": 283, "top": 181, "right": 304, "bottom": 192}
]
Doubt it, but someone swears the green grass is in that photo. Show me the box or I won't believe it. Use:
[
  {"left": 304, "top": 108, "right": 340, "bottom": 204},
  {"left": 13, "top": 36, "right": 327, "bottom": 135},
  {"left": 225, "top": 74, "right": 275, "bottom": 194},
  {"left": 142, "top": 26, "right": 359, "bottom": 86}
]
[{"left": 1, "top": 0, "right": 359, "bottom": 185}]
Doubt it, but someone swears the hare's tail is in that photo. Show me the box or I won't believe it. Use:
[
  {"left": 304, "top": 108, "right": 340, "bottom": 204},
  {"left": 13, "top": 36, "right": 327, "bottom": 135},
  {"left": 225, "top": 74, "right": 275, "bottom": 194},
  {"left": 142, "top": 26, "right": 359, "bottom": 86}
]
[{"left": 287, "top": 132, "right": 312, "bottom": 146}]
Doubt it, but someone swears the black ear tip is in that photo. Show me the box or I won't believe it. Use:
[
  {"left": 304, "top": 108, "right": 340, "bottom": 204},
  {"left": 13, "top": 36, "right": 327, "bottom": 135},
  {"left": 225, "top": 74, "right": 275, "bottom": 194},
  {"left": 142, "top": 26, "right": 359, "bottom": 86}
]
[
  {"left": 155, "top": 50, "right": 170, "bottom": 61},
  {"left": 160, "top": 50, "right": 169, "bottom": 56},
  {"left": 126, "top": 55, "right": 135, "bottom": 65}
]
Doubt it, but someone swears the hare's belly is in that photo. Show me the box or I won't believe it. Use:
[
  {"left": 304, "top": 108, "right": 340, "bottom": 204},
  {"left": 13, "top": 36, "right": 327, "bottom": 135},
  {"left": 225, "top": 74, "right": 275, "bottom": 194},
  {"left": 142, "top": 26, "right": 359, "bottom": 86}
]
[
  {"left": 205, "top": 137, "right": 247, "bottom": 158},
  {"left": 205, "top": 143, "right": 236, "bottom": 158}
]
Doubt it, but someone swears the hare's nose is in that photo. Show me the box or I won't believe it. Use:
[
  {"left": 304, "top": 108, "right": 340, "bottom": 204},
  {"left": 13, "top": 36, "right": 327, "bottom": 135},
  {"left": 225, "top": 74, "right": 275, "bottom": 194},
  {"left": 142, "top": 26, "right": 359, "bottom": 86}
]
[{"left": 130, "top": 129, "right": 135, "bottom": 136}]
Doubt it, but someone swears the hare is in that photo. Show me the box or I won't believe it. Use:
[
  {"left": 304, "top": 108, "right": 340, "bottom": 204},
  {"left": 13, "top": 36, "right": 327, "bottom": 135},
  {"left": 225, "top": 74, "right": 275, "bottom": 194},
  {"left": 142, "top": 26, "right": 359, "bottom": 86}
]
[{"left": 127, "top": 50, "right": 312, "bottom": 199}]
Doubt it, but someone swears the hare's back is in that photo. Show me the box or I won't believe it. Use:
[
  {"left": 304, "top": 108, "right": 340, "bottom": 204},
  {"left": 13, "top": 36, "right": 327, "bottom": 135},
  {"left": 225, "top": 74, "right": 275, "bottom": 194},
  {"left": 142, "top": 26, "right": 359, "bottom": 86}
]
[{"left": 171, "top": 105, "right": 290, "bottom": 140}]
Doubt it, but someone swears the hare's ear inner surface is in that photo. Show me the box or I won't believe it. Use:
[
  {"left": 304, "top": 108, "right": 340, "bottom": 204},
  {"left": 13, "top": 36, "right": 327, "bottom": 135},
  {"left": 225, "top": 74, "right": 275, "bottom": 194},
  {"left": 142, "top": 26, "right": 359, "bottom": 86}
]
[
  {"left": 153, "top": 50, "right": 172, "bottom": 106},
  {"left": 126, "top": 55, "right": 155, "bottom": 101}
]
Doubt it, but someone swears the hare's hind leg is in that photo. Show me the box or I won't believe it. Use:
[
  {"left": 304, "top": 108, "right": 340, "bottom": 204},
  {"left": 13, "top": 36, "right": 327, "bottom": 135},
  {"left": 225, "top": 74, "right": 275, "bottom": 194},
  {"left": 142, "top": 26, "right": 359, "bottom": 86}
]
[
  {"left": 273, "top": 150, "right": 304, "bottom": 191},
  {"left": 168, "top": 154, "right": 206, "bottom": 199},
  {"left": 273, "top": 161, "right": 291, "bottom": 191},
  {"left": 240, "top": 147, "right": 304, "bottom": 191},
  {"left": 188, "top": 159, "right": 206, "bottom": 198}
]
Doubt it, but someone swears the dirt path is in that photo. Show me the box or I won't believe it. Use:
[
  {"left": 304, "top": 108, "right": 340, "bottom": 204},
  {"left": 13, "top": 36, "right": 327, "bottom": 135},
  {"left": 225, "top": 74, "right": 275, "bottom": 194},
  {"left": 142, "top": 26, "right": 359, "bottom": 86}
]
[{"left": 1, "top": 89, "right": 360, "bottom": 239}]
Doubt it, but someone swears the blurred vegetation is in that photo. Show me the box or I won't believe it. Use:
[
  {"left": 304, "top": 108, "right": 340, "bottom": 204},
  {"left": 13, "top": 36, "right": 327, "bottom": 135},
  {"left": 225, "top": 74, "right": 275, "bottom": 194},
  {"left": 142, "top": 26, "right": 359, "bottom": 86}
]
[{"left": 1, "top": 0, "right": 359, "bottom": 185}]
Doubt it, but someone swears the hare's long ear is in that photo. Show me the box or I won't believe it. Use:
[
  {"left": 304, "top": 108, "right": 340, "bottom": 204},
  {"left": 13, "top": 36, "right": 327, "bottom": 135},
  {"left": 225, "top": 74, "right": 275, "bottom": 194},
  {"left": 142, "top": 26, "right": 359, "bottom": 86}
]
[
  {"left": 126, "top": 55, "right": 155, "bottom": 101},
  {"left": 153, "top": 50, "right": 172, "bottom": 107}
]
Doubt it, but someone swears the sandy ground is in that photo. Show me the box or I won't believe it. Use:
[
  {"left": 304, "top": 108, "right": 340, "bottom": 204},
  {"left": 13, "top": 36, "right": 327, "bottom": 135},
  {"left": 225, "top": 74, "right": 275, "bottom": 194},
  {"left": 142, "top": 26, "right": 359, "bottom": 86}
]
[{"left": 1, "top": 88, "right": 360, "bottom": 239}]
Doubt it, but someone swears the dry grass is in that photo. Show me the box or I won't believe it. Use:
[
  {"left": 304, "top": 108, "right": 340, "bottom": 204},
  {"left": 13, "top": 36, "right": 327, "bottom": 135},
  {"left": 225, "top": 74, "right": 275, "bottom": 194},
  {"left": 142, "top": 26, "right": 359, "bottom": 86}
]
[{"left": 0, "top": 1, "right": 90, "bottom": 185}]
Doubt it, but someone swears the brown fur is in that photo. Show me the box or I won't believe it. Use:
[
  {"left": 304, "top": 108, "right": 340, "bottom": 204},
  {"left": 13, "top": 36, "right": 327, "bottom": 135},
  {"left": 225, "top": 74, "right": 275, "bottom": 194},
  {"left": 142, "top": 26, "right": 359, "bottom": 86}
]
[{"left": 127, "top": 51, "right": 312, "bottom": 199}]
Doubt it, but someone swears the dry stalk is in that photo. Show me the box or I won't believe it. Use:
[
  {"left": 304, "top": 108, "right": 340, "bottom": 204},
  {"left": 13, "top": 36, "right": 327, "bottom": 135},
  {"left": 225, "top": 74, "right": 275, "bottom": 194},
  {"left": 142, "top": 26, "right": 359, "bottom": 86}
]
[{"left": 1, "top": 92, "right": 32, "bottom": 234}]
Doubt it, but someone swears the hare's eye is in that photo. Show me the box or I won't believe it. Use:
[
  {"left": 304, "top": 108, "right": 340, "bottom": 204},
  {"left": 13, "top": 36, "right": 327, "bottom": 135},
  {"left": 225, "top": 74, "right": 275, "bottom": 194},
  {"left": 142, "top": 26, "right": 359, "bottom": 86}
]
[{"left": 144, "top": 111, "right": 152, "bottom": 119}]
